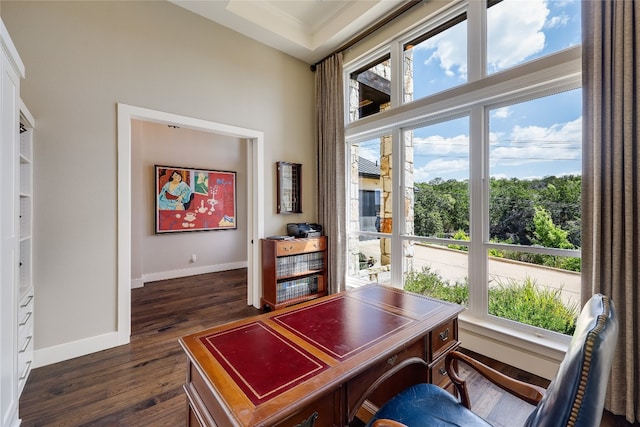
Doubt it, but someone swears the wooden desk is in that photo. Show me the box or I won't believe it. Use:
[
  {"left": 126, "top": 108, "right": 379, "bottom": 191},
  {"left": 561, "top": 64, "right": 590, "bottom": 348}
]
[{"left": 179, "top": 284, "right": 463, "bottom": 427}]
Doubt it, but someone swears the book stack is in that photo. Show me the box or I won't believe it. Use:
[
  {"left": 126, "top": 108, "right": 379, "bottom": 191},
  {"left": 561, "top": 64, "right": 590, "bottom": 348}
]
[
  {"left": 276, "top": 276, "right": 319, "bottom": 303},
  {"left": 276, "top": 252, "right": 324, "bottom": 277}
]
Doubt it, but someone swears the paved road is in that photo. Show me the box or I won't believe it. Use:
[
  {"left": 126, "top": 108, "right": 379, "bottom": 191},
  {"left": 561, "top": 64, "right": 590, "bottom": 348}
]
[{"left": 358, "top": 240, "right": 581, "bottom": 306}]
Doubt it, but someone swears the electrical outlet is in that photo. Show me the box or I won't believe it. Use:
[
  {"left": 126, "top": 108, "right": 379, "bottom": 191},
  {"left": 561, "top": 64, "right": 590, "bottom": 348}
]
[{"left": 191, "top": 254, "right": 197, "bottom": 263}]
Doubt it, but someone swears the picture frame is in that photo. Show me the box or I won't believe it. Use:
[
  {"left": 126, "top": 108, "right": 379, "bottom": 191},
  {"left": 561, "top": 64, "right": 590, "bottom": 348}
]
[
  {"left": 155, "top": 165, "right": 237, "bottom": 233},
  {"left": 276, "top": 161, "right": 302, "bottom": 214}
]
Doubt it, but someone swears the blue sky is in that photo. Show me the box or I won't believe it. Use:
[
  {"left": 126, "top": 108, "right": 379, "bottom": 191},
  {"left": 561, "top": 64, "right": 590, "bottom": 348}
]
[{"left": 361, "top": 0, "right": 582, "bottom": 183}]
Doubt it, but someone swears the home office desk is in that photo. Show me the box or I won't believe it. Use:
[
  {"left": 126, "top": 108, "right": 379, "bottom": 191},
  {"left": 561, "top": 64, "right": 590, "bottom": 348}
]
[{"left": 178, "top": 284, "right": 463, "bottom": 427}]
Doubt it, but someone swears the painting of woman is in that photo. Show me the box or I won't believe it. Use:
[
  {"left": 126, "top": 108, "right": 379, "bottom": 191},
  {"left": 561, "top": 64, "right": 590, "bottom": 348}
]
[{"left": 158, "top": 170, "right": 192, "bottom": 210}]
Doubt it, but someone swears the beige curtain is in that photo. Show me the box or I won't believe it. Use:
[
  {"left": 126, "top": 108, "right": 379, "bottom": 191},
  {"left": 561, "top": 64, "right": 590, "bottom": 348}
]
[
  {"left": 315, "top": 53, "right": 346, "bottom": 293},
  {"left": 582, "top": 0, "right": 640, "bottom": 422}
]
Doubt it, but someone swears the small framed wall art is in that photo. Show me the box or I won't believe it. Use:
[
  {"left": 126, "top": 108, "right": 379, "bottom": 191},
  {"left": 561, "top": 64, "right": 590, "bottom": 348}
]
[
  {"left": 155, "top": 165, "right": 236, "bottom": 233},
  {"left": 276, "top": 161, "right": 302, "bottom": 214}
]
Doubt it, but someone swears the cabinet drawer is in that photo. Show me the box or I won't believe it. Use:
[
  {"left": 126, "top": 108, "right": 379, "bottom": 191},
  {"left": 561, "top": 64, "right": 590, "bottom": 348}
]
[
  {"left": 18, "top": 333, "right": 33, "bottom": 394},
  {"left": 276, "top": 238, "right": 326, "bottom": 256},
  {"left": 430, "top": 319, "right": 457, "bottom": 360},
  {"left": 18, "top": 293, "right": 34, "bottom": 350},
  {"left": 19, "top": 293, "right": 34, "bottom": 319},
  {"left": 430, "top": 354, "right": 451, "bottom": 388}
]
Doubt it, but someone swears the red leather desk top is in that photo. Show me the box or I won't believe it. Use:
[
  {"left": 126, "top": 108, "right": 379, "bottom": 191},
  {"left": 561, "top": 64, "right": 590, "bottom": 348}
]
[
  {"left": 179, "top": 283, "right": 462, "bottom": 426},
  {"left": 272, "top": 296, "right": 413, "bottom": 361},
  {"left": 199, "top": 321, "right": 330, "bottom": 405}
]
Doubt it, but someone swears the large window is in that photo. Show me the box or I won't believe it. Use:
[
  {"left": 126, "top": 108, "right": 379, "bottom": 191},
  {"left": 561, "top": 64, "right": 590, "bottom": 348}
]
[{"left": 345, "top": 0, "right": 581, "bottom": 340}]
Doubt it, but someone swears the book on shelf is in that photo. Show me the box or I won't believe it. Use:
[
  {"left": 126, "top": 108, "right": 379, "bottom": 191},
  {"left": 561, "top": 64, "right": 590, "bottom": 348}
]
[
  {"left": 276, "top": 252, "right": 324, "bottom": 277},
  {"left": 276, "top": 276, "right": 319, "bottom": 303}
]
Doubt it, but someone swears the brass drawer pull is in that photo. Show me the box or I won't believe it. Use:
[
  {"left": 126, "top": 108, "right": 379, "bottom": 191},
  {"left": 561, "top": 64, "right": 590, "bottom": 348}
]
[
  {"left": 295, "top": 412, "right": 318, "bottom": 427},
  {"left": 439, "top": 328, "right": 450, "bottom": 342}
]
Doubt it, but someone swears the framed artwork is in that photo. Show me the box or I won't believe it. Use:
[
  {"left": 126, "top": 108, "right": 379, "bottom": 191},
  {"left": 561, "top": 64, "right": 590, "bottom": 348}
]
[
  {"left": 155, "top": 165, "right": 237, "bottom": 233},
  {"left": 276, "top": 162, "right": 302, "bottom": 214}
]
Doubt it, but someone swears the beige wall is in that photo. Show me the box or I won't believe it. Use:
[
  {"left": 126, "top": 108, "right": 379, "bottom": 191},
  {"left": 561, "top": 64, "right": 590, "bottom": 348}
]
[{"left": 2, "top": 1, "right": 316, "bottom": 358}]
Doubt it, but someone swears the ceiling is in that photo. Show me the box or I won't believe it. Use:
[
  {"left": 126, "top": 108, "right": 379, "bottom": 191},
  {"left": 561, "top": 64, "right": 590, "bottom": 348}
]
[{"left": 169, "top": 0, "right": 407, "bottom": 65}]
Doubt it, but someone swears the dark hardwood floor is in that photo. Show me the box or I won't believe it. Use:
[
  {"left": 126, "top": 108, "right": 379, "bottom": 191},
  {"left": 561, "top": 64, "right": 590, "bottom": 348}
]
[
  {"left": 19, "top": 269, "right": 259, "bottom": 426},
  {"left": 19, "top": 269, "right": 634, "bottom": 426}
]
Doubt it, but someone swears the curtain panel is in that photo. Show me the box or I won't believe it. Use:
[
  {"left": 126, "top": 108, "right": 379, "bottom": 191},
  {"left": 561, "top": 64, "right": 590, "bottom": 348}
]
[
  {"left": 315, "top": 53, "right": 346, "bottom": 294},
  {"left": 582, "top": 0, "right": 640, "bottom": 421}
]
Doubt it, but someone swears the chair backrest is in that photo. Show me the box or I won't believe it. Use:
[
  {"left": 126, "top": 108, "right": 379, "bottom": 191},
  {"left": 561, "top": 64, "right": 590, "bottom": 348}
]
[{"left": 524, "top": 294, "right": 618, "bottom": 427}]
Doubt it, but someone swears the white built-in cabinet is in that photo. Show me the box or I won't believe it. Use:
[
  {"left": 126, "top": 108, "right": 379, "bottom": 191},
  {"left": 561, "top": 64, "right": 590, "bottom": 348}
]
[
  {"left": 1, "top": 18, "right": 30, "bottom": 427},
  {"left": 18, "top": 103, "right": 34, "bottom": 397}
]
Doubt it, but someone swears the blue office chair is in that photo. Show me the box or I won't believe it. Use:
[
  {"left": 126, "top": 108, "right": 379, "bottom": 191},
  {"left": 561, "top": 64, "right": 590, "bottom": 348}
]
[{"left": 365, "top": 294, "right": 618, "bottom": 427}]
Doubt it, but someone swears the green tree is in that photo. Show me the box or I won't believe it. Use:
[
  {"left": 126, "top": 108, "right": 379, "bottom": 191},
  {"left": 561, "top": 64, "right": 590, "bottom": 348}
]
[
  {"left": 489, "top": 177, "right": 535, "bottom": 245},
  {"left": 532, "top": 206, "right": 574, "bottom": 249},
  {"left": 414, "top": 181, "right": 455, "bottom": 237}
]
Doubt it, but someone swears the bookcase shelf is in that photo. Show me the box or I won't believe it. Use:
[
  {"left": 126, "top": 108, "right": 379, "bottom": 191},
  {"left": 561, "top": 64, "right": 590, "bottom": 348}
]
[{"left": 261, "top": 236, "right": 328, "bottom": 311}]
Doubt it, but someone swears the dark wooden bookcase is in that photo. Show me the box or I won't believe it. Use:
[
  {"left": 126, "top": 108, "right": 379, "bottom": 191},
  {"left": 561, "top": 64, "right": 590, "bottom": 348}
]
[{"left": 261, "top": 236, "right": 327, "bottom": 311}]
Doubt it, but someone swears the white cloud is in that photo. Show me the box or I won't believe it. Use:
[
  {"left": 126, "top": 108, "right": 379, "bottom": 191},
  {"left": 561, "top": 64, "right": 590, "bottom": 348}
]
[
  {"left": 416, "top": 19, "right": 467, "bottom": 79},
  {"left": 546, "top": 14, "right": 570, "bottom": 29},
  {"left": 491, "top": 116, "right": 582, "bottom": 166},
  {"left": 413, "top": 134, "right": 469, "bottom": 156},
  {"left": 492, "top": 107, "right": 512, "bottom": 119},
  {"left": 486, "top": 0, "right": 549, "bottom": 71},
  {"left": 412, "top": 134, "right": 469, "bottom": 181},
  {"left": 415, "top": 158, "right": 469, "bottom": 182}
]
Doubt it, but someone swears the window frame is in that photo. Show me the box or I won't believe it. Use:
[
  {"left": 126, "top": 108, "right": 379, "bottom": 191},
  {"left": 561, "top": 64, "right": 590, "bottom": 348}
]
[{"left": 344, "top": 0, "right": 582, "bottom": 355}]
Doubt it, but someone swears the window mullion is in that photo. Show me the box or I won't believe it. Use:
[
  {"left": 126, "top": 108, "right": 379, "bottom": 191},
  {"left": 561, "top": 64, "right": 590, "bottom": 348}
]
[
  {"left": 390, "top": 126, "right": 404, "bottom": 287},
  {"left": 468, "top": 105, "right": 487, "bottom": 317},
  {"left": 466, "top": 0, "right": 487, "bottom": 82},
  {"left": 390, "top": 40, "right": 403, "bottom": 108}
]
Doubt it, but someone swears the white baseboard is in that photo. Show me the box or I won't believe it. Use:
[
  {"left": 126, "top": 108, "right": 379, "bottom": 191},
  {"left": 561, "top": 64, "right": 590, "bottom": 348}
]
[
  {"left": 139, "top": 261, "right": 248, "bottom": 285},
  {"left": 131, "top": 277, "right": 144, "bottom": 289},
  {"left": 34, "top": 331, "right": 124, "bottom": 368}
]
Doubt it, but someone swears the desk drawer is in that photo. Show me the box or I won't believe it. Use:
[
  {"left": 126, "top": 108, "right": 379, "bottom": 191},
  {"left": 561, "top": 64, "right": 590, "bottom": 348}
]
[
  {"left": 275, "top": 391, "right": 338, "bottom": 427},
  {"left": 275, "top": 238, "right": 326, "bottom": 256},
  {"left": 429, "top": 344, "right": 458, "bottom": 387},
  {"left": 430, "top": 318, "right": 457, "bottom": 360}
]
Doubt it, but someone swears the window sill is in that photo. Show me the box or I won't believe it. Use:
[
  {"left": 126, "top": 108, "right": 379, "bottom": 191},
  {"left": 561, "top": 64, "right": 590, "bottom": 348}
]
[{"left": 459, "top": 311, "right": 570, "bottom": 379}]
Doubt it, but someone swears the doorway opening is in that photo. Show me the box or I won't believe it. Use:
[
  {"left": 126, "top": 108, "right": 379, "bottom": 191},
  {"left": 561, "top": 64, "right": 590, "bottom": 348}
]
[{"left": 116, "top": 103, "right": 264, "bottom": 344}]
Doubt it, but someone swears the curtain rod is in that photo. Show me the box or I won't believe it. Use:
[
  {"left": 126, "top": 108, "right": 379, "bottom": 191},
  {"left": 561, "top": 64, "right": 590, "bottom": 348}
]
[{"left": 310, "top": 0, "right": 423, "bottom": 71}]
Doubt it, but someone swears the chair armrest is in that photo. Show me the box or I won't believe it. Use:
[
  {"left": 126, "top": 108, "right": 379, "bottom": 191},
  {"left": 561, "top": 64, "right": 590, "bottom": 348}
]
[
  {"left": 445, "top": 350, "right": 545, "bottom": 408},
  {"left": 349, "top": 357, "right": 429, "bottom": 423},
  {"left": 372, "top": 420, "right": 408, "bottom": 427}
]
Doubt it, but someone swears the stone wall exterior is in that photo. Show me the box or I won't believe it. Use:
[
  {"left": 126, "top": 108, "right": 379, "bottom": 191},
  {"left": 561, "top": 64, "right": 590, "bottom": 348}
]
[{"left": 348, "top": 52, "right": 415, "bottom": 280}]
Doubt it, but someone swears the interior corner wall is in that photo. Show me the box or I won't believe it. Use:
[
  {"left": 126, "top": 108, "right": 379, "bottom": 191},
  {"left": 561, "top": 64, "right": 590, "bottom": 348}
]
[
  {"left": 1, "top": 1, "right": 316, "bottom": 364},
  {"left": 131, "top": 120, "right": 247, "bottom": 285}
]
